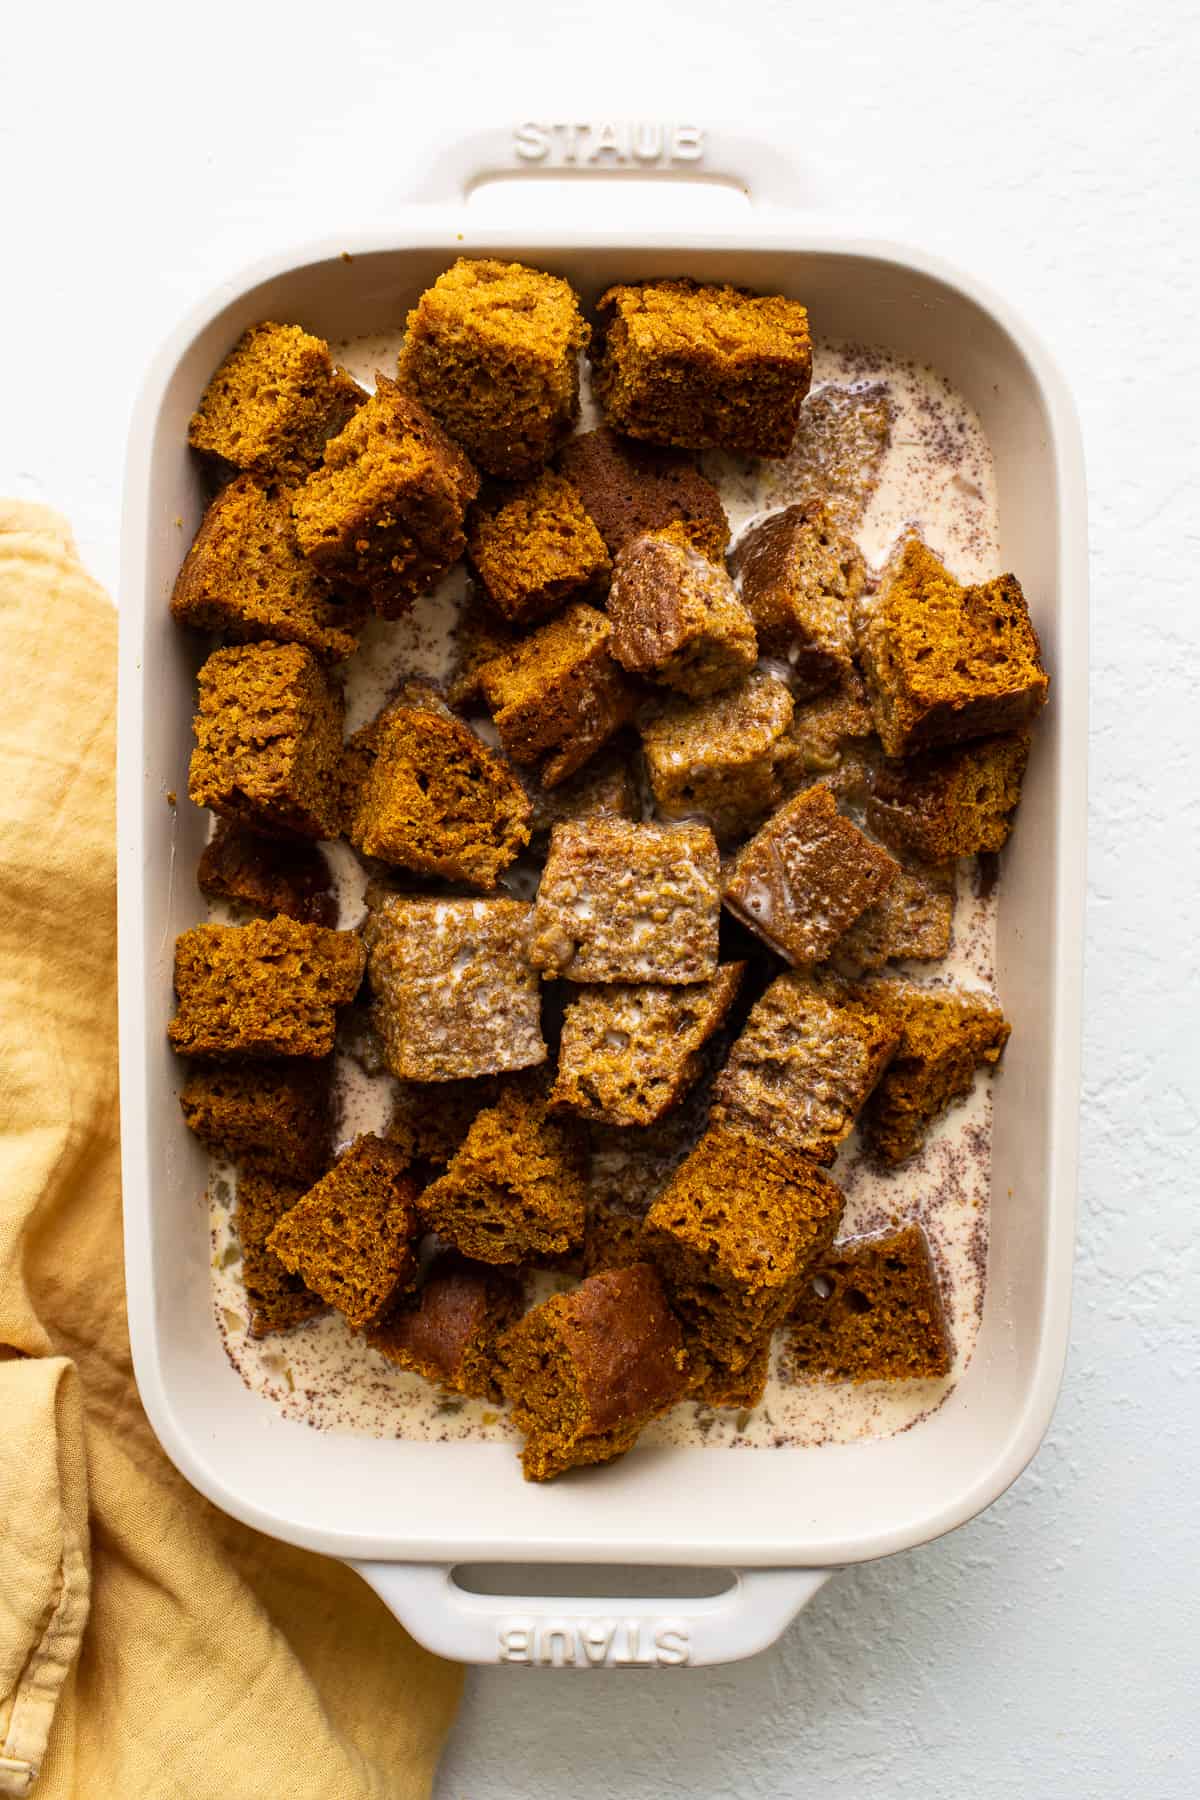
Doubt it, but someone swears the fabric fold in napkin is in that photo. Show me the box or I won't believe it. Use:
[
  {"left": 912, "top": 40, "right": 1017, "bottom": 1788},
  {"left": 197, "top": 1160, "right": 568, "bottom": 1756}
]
[{"left": 0, "top": 502, "right": 461, "bottom": 1800}]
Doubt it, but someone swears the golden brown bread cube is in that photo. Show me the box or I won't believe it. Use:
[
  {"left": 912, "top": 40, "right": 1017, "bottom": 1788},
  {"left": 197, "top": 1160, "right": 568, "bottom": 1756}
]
[{"left": 188, "top": 322, "right": 365, "bottom": 480}]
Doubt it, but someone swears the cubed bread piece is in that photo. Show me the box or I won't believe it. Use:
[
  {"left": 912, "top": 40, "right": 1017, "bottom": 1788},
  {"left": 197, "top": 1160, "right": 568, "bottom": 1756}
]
[
  {"left": 179, "top": 1059, "right": 332, "bottom": 1181},
  {"left": 690, "top": 1335, "right": 772, "bottom": 1411},
  {"left": 188, "top": 322, "right": 365, "bottom": 480},
  {"left": 787, "top": 1223, "right": 952, "bottom": 1380},
  {"left": 641, "top": 670, "right": 793, "bottom": 841},
  {"left": 365, "top": 893, "right": 545, "bottom": 1080},
  {"left": 477, "top": 602, "right": 635, "bottom": 787},
  {"left": 345, "top": 704, "right": 530, "bottom": 887},
  {"left": 851, "top": 980, "right": 1011, "bottom": 1164},
  {"left": 293, "top": 375, "right": 479, "bottom": 617},
  {"left": 587, "top": 1098, "right": 709, "bottom": 1221},
  {"left": 337, "top": 683, "right": 453, "bottom": 840},
  {"left": 468, "top": 471, "right": 610, "bottom": 624},
  {"left": 607, "top": 528, "right": 757, "bottom": 699},
  {"left": 524, "top": 745, "right": 639, "bottom": 841},
  {"left": 551, "top": 963, "right": 744, "bottom": 1127},
  {"left": 769, "top": 381, "right": 893, "bottom": 530},
  {"left": 197, "top": 820, "right": 336, "bottom": 926},
  {"left": 446, "top": 588, "right": 518, "bottom": 709},
  {"left": 365, "top": 1253, "right": 523, "bottom": 1398},
  {"left": 722, "top": 784, "right": 899, "bottom": 966},
  {"left": 267, "top": 1134, "right": 421, "bottom": 1330},
  {"left": 169, "top": 919, "right": 365, "bottom": 1058},
  {"left": 866, "top": 732, "right": 1032, "bottom": 861},
  {"left": 417, "top": 1090, "right": 587, "bottom": 1265},
  {"left": 774, "top": 671, "right": 877, "bottom": 790},
  {"left": 729, "top": 498, "right": 865, "bottom": 685},
  {"left": 497, "top": 1263, "right": 689, "bottom": 1481},
  {"left": 827, "top": 859, "right": 955, "bottom": 976},
  {"left": 397, "top": 259, "right": 588, "bottom": 477},
  {"left": 531, "top": 819, "right": 720, "bottom": 984},
  {"left": 580, "top": 1203, "right": 649, "bottom": 1277},
  {"left": 643, "top": 1127, "right": 844, "bottom": 1370},
  {"left": 557, "top": 427, "right": 730, "bottom": 562},
  {"left": 233, "top": 1170, "right": 327, "bottom": 1336},
  {"left": 711, "top": 971, "right": 900, "bottom": 1166},
  {"left": 385, "top": 1074, "right": 514, "bottom": 1169},
  {"left": 188, "top": 642, "right": 344, "bottom": 841},
  {"left": 590, "top": 280, "right": 813, "bottom": 457},
  {"left": 855, "top": 537, "right": 1050, "bottom": 756},
  {"left": 171, "top": 476, "right": 366, "bottom": 660}
]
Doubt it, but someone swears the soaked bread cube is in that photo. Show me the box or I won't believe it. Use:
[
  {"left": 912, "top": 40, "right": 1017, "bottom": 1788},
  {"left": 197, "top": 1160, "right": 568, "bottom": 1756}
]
[
  {"left": 365, "top": 893, "right": 545, "bottom": 1081},
  {"left": 851, "top": 980, "right": 1011, "bottom": 1164},
  {"left": 712, "top": 971, "right": 900, "bottom": 1166},
  {"left": 267, "top": 1134, "right": 421, "bottom": 1330},
  {"left": 787, "top": 1223, "right": 952, "bottom": 1380},
  {"left": 590, "top": 280, "right": 813, "bottom": 457},
  {"left": 580, "top": 1202, "right": 650, "bottom": 1277},
  {"left": 766, "top": 381, "right": 893, "bottom": 530},
  {"left": 418, "top": 1089, "right": 587, "bottom": 1265},
  {"left": 867, "top": 732, "right": 1032, "bottom": 861},
  {"left": 497, "top": 1263, "right": 689, "bottom": 1481},
  {"left": 397, "top": 258, "right": 588, "bottom": 478},
  {"left": 550, "top": 963, "right": 744, "bottom": 1127},
  {"left": 197, "top": 820, "right": 336, "bottom": 926},
  {"left": 294, "top": 375, "right": 478, "bottom": 617},
  {"left": 171, "top": 477, "right": 366, "bottom": 661},
  {"left": 524, "top": 745, "right": 639, "bottom": 842},
  {"left": 689, "top": 1334, "right": 772, "bottom": 1411},
  {"left": 468, "top": 471, "right": 610, "bottom": 624},
  {"left": 345, "top": 704, "right": 530, "bottom": 887},
  {"left": 643, "top": 1127, "right": 843, "bottom": 1371},
  {"left": 730, "top": 498, "right": 865, "bottom": 686},
  {"left": 607, "top": 527, "right": 757, "bottom": 700},
  {"left": 722, "top": 784, "right": 899, "bottom": 966},
  {"left": 169, "top": 919, "right": 365, "bottom": 1059},
  {"left": 188, "top": 642, "right": 344, "bottom": 841},
  {"left": 827, "top": 858, "right": 955, "bottom": 976},
  {"left": 234, "top": 1170, "right": 327, "bottom": 1336},
  {"left": 179, "top": 1059, "right": 332, "bottom": 1181},
  {"left": 557, "top": 427, "right": 730, "bottom": 562},
  {"left": 531, "top": 819, "right": 720, "bottom": 984},
  {"left": 640, "top": 670, "right": 793, "bottom": 841},
  {"left": 478, "top": 602, "right": 635, "bottom": 788},
  {"left": 188, "top": 322, "right": 365, "bottom": 481},
  {"left": 774, "top": 671, "right": 877, "bottom": 791},
  {"left": 856, "top": 537, "right": 1049, "bottom": 756},
  {"left": 366, "top": 1253, "right": 523, "bottom": 1399}
]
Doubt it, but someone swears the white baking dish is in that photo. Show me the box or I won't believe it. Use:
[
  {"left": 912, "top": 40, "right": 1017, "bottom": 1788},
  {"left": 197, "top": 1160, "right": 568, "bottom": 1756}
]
[{"left": 117, "top": 129, "right": 1087, "bottom": 1667}]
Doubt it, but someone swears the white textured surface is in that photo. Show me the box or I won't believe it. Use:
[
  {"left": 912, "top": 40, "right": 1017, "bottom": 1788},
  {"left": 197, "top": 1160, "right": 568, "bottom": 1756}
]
[{"left": 2, "top": 1, "right": 1197, "bottom": 1793}]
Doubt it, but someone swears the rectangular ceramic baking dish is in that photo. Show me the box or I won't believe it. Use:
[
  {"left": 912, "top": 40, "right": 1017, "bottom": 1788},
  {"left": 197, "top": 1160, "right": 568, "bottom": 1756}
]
[{"left": 117, "top": 128, "right": 1087, "bottom": 1667}]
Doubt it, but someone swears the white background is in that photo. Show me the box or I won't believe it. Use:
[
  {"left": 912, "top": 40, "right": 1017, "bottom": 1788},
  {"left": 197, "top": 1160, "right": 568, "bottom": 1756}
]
[{"left": 3, "top": 2, "right": 1197, "bottom": 1794}]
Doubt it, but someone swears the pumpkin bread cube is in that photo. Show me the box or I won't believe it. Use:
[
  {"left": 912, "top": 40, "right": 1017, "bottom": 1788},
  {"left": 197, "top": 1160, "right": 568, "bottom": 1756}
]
[
  {"left": 866, "top": 732, "right": 1032, "bottom": 861},
  {"left": 467, "top": 471, "right": 610, "bottom": 624},
  {"left": 531, "top": 819, "right": 721, "bottom": 984},
  {"left": 850, "top": 980, "right": 1012, "bottom": 1164},
  {"left": 689, "top": 1334, "right": 773, "bottom": 1412},
  {"left": 590, "top": 280, "right": 813, "bottom": 457},
  {"left": 267, "top": 1134, "right": 422, "bottom": 1331},
  {"left": 188, "top": 642, "right": 344, "bottom": 841},
  {"left": 417, "top": 1089, "right": 587, "bottom": 1265},
  {"left": 385, "top": 1074, "right": 515, "bottom": 1171},
  {"left": 580, "top": 1203, "right": 650, "bottom": 1278},
  {"left": 366, "top": 1253, "right": 523, "bottom": 1399},
  {"left": 773, "top": 671, "right": 877, "bottom": 792},
  {"left": 523, "top": 745, "right": 639, "bottom": 842},
  {"left": 188, "top": 322, "right": 365, "bottom": 481},
  {"left": 197, "top": 820, "right": 336, "bottom": 926},
  {"left": 640, "top": 669, "right": 794, "bottom": 841},
  {"left": 712, "top": 971, "right": 900, "bottom": 1166},
  {"left": 550, "top": 962, "right": 744, "bottom": 1128},
  {"left": 294, "top": 375, "right": 478, "bottom": 617},
  {"left": 607, "top": 527, "right": 757, "bottom": 700},
  {"left": 365, "top": 893, "right": 545, "bottom": 1081},
  {"left": 730, "top": 498, "right": 865, "bottom": 687},
  {"left": 855, "top": 537, "right": 1049, "bottom": 756},
  {"left": 827, "top": 858, "right": 956, "bottom": 976},
  {"left": 398, "top": 258, "right": 588, "bottom": 478},
  {"left": 787, "top": 1223, "right": 952, "bottom": 1381},
  {"left": 233, "top": 1170, "right": 327, "bottom": 1337},
  {"left": 557, "top": 427, "right": 730, "bottom": 563},
  {"left": 478, "top": 602, "right": 635, "bottom": 787},
  {"left": 497, "top": 1263, "right": 689, "bottom": 1481},
  {"left": 722, "top": 784, "right": 899, "bottom": 966},
  {"left": 179, "top": 1059, "right": 332, "bottom": 1182},
  {"left": 643, "top": 1126, "right": 844, "bottom": 1371},
  {"left": 169, "top": 919, "right": 365, "bottom": 1059},
  {"left": 770, "top": 381, "right": 893, "bottom": 531},
  {"left": 171, "top": 476, "right": 366, "bottom": 661}
]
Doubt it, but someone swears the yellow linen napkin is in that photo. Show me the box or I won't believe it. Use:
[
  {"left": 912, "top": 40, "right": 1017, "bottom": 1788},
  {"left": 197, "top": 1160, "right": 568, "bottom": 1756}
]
[{"left": 0, "top": 502, "right": 462, "bottom": 1799}]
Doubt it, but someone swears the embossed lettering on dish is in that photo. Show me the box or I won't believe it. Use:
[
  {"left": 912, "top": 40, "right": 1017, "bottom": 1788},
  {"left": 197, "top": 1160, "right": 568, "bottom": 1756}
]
[
  {"left": 497, "top": 1616, "right": 691, "bottom": 1666},
  {"left": 514, "top": 122, "right": 705, "bottom": 167}
]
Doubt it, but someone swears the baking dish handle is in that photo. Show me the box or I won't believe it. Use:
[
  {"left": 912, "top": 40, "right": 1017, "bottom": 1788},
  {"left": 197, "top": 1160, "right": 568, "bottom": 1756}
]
[
  {"left": 351, "top": 1561, "right": 831, "bottom": 1667},
  {"left": 406, "top": 124, "right": 805, "bottom": 212}
]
